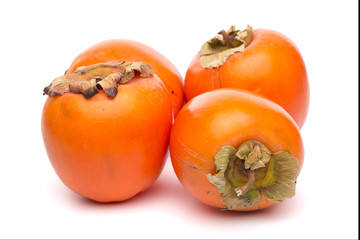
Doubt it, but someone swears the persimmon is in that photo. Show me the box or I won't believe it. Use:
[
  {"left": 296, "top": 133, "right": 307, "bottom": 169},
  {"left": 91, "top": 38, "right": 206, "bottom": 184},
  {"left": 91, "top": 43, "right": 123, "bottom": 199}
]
[
  {"left": 42, "top": 61, "right": 173, "bottom": 202},
  {"left": 67, "top": 39, "right": 184, "bottom": 116},
  {"left": 170, "top": 89, "right": 304, "bottom": 211},
  {"left": 184, "top": 25, "right": 309, "bottom": 128}
]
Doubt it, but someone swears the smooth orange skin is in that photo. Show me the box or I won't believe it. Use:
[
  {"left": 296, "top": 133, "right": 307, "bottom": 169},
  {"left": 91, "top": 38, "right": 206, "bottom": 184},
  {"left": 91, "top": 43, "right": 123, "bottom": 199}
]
[
  {"left": 42, "top": 76, "right": 173, "bottom": 202},
  {"left": 184, "top": 29, "right": 309, "bottom": 128},
  {"left": 67, "top": 39, "right": 184, "bottom": 116},
  {"left": 170, "top": 89, "right": 304, "bottom": 211}
]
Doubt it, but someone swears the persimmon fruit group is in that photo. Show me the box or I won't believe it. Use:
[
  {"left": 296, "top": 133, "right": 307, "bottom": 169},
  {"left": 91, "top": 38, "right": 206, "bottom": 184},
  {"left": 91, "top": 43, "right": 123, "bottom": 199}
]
[
  {"left": 67, "top": 39, "right": 184, "bottom": 116},
  {"left": 184, "top": 25, "right": 309, "bottom": 128},
  {"left": 42, "top": 61, "right": 173, "bottom": 202},
  {"left": 170, "top": 89, "right": 304, "bottom": 211}
]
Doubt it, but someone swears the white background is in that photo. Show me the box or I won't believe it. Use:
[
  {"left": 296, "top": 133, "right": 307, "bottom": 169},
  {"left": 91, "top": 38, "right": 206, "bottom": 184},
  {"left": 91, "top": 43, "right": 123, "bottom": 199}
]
[{"left": 0, "top": 0, "right": 358, "bottom": 239}]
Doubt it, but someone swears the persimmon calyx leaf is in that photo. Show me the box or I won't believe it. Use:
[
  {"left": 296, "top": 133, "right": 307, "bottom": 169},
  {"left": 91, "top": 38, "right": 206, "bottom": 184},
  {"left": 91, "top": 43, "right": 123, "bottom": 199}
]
[
  {"left": 235, "top": 140, "right": 271, "bottom": 170},
  {"left": 199, "top": 25, "right": 253, "bottom": 69},
  {"left": 43, "top": 61, "right": 154, "bottom": 99},
  {"left": 207, "top": 140, "right": 299, "bottom": 210}
]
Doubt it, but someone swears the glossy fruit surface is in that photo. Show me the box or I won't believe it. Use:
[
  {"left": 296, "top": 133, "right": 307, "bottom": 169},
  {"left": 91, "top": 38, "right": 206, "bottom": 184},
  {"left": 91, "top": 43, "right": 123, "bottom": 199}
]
[
  {"left": 67, "top": 39, "right": 184, "bottom": 116},
  {"left": 42, "top": 62, "right": 172, "bottom": 202},
  {"left": 170, "top": 89, "right": 304, "bottom": 210},
  {"left": 184, "top": 28, "right": 309, "bottom": 128}
]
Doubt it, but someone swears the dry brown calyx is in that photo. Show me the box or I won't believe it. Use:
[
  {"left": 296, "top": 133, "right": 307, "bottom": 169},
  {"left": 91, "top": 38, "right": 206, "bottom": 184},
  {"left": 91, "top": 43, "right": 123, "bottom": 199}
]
[
  {"left": 200, "top": 25, "right": 253, "bottom": 69},
  {"left": 43, "top": 61, "right": 154, "bottom": 99}
]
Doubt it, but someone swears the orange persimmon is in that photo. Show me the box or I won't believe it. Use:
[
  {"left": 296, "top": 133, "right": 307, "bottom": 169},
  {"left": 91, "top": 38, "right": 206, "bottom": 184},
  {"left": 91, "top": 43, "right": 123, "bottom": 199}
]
[
  {"left": 170, "top": 89, "right": 304, "bottom": 211},
  {"left": 42, "top": 61, "right": 173, "bottom": 202},
  {"left": 67, "top": 39, "right": 184, "bottom": 116},
  {"left": 184, "top": 25, "right": 309, "bottom": 128}
]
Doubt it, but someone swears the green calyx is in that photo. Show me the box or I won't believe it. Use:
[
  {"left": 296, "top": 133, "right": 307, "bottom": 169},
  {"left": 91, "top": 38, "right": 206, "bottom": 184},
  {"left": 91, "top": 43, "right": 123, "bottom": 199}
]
[
  {"left": 199, "top": 25, "right": 253, "bottom": 69},
  {"left": 207, "top": 140, "right": 299, "bottom": 210}
]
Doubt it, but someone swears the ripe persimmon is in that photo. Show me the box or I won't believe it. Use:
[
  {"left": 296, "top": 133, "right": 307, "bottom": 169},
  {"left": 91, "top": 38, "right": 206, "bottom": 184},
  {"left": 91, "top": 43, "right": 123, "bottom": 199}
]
[
  {"left": 170, "top": 89, "right": 304, "bottom": 211},
  {"left": 67, "top": 39, "right": 184, "bottom": 116},
  {"left": 184, "top": 25, "right": 309, "bottom": 128},
  {"left": 42, "top": 61, "right": 173, "bottom": 202}
]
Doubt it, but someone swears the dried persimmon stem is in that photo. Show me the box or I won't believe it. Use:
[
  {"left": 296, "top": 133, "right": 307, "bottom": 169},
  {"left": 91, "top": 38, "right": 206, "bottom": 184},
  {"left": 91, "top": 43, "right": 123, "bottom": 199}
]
[
  {"left": 234, "top": 170, "right": 255, "bottom": 197},
  {"left": 218, "top": 30, "right": 234, "bottom": 48},
  {"left": 200, "top": 25, "right": 253, "bottom": 69}
]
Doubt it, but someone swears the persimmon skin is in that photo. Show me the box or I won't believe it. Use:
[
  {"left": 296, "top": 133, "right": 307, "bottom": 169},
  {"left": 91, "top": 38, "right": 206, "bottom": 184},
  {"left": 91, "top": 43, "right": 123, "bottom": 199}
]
[
  {"left": 170, "top": 89, "right": 304, "bottom": 211},
  {"left": 67, "top": 39, "right": 184, "bottom": 116},
  {"left": 184, "top": 29, "right": 309, "bottom": 128},
  {"left": 42, "top": 76, "right": 172, "bottom": 202}
]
